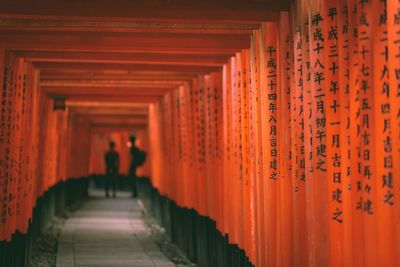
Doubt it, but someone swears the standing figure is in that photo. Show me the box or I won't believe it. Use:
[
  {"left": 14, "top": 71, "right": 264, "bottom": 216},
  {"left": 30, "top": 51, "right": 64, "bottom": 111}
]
[
  {"left": 129, "top": 135, "right": 146, "bottom": 198},
  {"left": 104, "top": 141, "right": 119, "bottom": 198}
]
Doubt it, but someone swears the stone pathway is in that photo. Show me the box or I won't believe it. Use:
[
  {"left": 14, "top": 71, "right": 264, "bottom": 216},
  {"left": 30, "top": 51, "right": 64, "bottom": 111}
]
[{"left": 56, "top": 191, "right": 175, "bottom": 267}]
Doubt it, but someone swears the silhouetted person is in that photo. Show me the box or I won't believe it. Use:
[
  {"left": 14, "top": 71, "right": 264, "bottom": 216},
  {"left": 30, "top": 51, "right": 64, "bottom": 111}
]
[
  {"left": 129, "top": 136, "right": 146, "bottom": 198},
  {"left": 105, "top": 141, "right": 119, "bottom": 198}
]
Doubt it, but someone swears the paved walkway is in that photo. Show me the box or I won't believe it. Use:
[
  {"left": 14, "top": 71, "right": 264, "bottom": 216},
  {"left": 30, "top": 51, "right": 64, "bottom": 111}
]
[{"left": 56, "top": 191, "right": 174, "bottom": 267}]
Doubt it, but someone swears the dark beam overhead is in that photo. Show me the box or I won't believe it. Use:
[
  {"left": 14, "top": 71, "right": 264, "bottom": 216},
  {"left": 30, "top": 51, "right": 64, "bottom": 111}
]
[
  {"left": 35, "top": 62, "right": 221, "bottom": 74},
  {"left": 17, "top": 51, "right": 230, "bottom": 67},
  {"left": 0, "top": 0, "right": 288, "bottom": 23},
  {"left": 0, "top": 31, "right": 251, "bottom": 54}
]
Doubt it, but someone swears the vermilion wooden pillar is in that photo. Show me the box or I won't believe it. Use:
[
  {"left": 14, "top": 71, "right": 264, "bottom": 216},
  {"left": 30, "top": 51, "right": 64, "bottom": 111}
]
[{"left": 0, "top": 2, "right": 399, "bottom": 267}]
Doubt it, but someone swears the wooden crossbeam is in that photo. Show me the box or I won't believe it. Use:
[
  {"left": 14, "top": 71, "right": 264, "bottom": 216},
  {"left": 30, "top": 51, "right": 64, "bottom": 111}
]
[{"left": 0, "top": 0, "right": 288, "bottom": 23}]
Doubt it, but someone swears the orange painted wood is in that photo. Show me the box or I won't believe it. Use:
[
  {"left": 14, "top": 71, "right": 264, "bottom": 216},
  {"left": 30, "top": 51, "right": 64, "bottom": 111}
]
[
  {"left": 234, "top": 53, "right": 244, "bottom": 248},
  {"left": 240, "top": 49, "right": 252, "bottom": 261},
  {"left": 277, "top": 11, "right": 294, "bottom": 267},
  {"left": 250, "top": 29, "right": 266, "bottom": 267},
  {"left": 323, "top": 0, "right": 345, "bottom": 264},
  {"left": 291, "top": 4, "right": 309, "bottom": 264},
  {"left": 336, "top": 1, "right": 353, "bottom": 266},
  {"left": 358, "top": 2, "right": 379, "bottom": 266},
  {"left": 372, "top": 1, "right": 396, "bottom": 267},
  {"left": 1, "top": 3, "right": 399, "bottom": 267},
  {"left": 221, "top": 62, "right": 232, "bottom": 237},
  {"left": 387, "top": 1, "right": 400, "bottom": 266},
  {"left": 260, "top": 22, "right": 279, "bottom": 267}
]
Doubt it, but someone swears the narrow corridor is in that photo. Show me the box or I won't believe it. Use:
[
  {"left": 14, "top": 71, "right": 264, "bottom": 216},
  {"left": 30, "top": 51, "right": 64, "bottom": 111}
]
[
  {"left": 1, "top": 0, "right": 399, "bottom": 266},
  {"left": 56, "top": 191, "right": 174, "bottom": 267}
]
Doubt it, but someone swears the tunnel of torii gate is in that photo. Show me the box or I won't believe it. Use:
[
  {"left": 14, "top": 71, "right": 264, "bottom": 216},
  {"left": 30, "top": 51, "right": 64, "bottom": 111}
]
[{"left": 0, "top": 0, "right": 399, "bottom": 267}]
